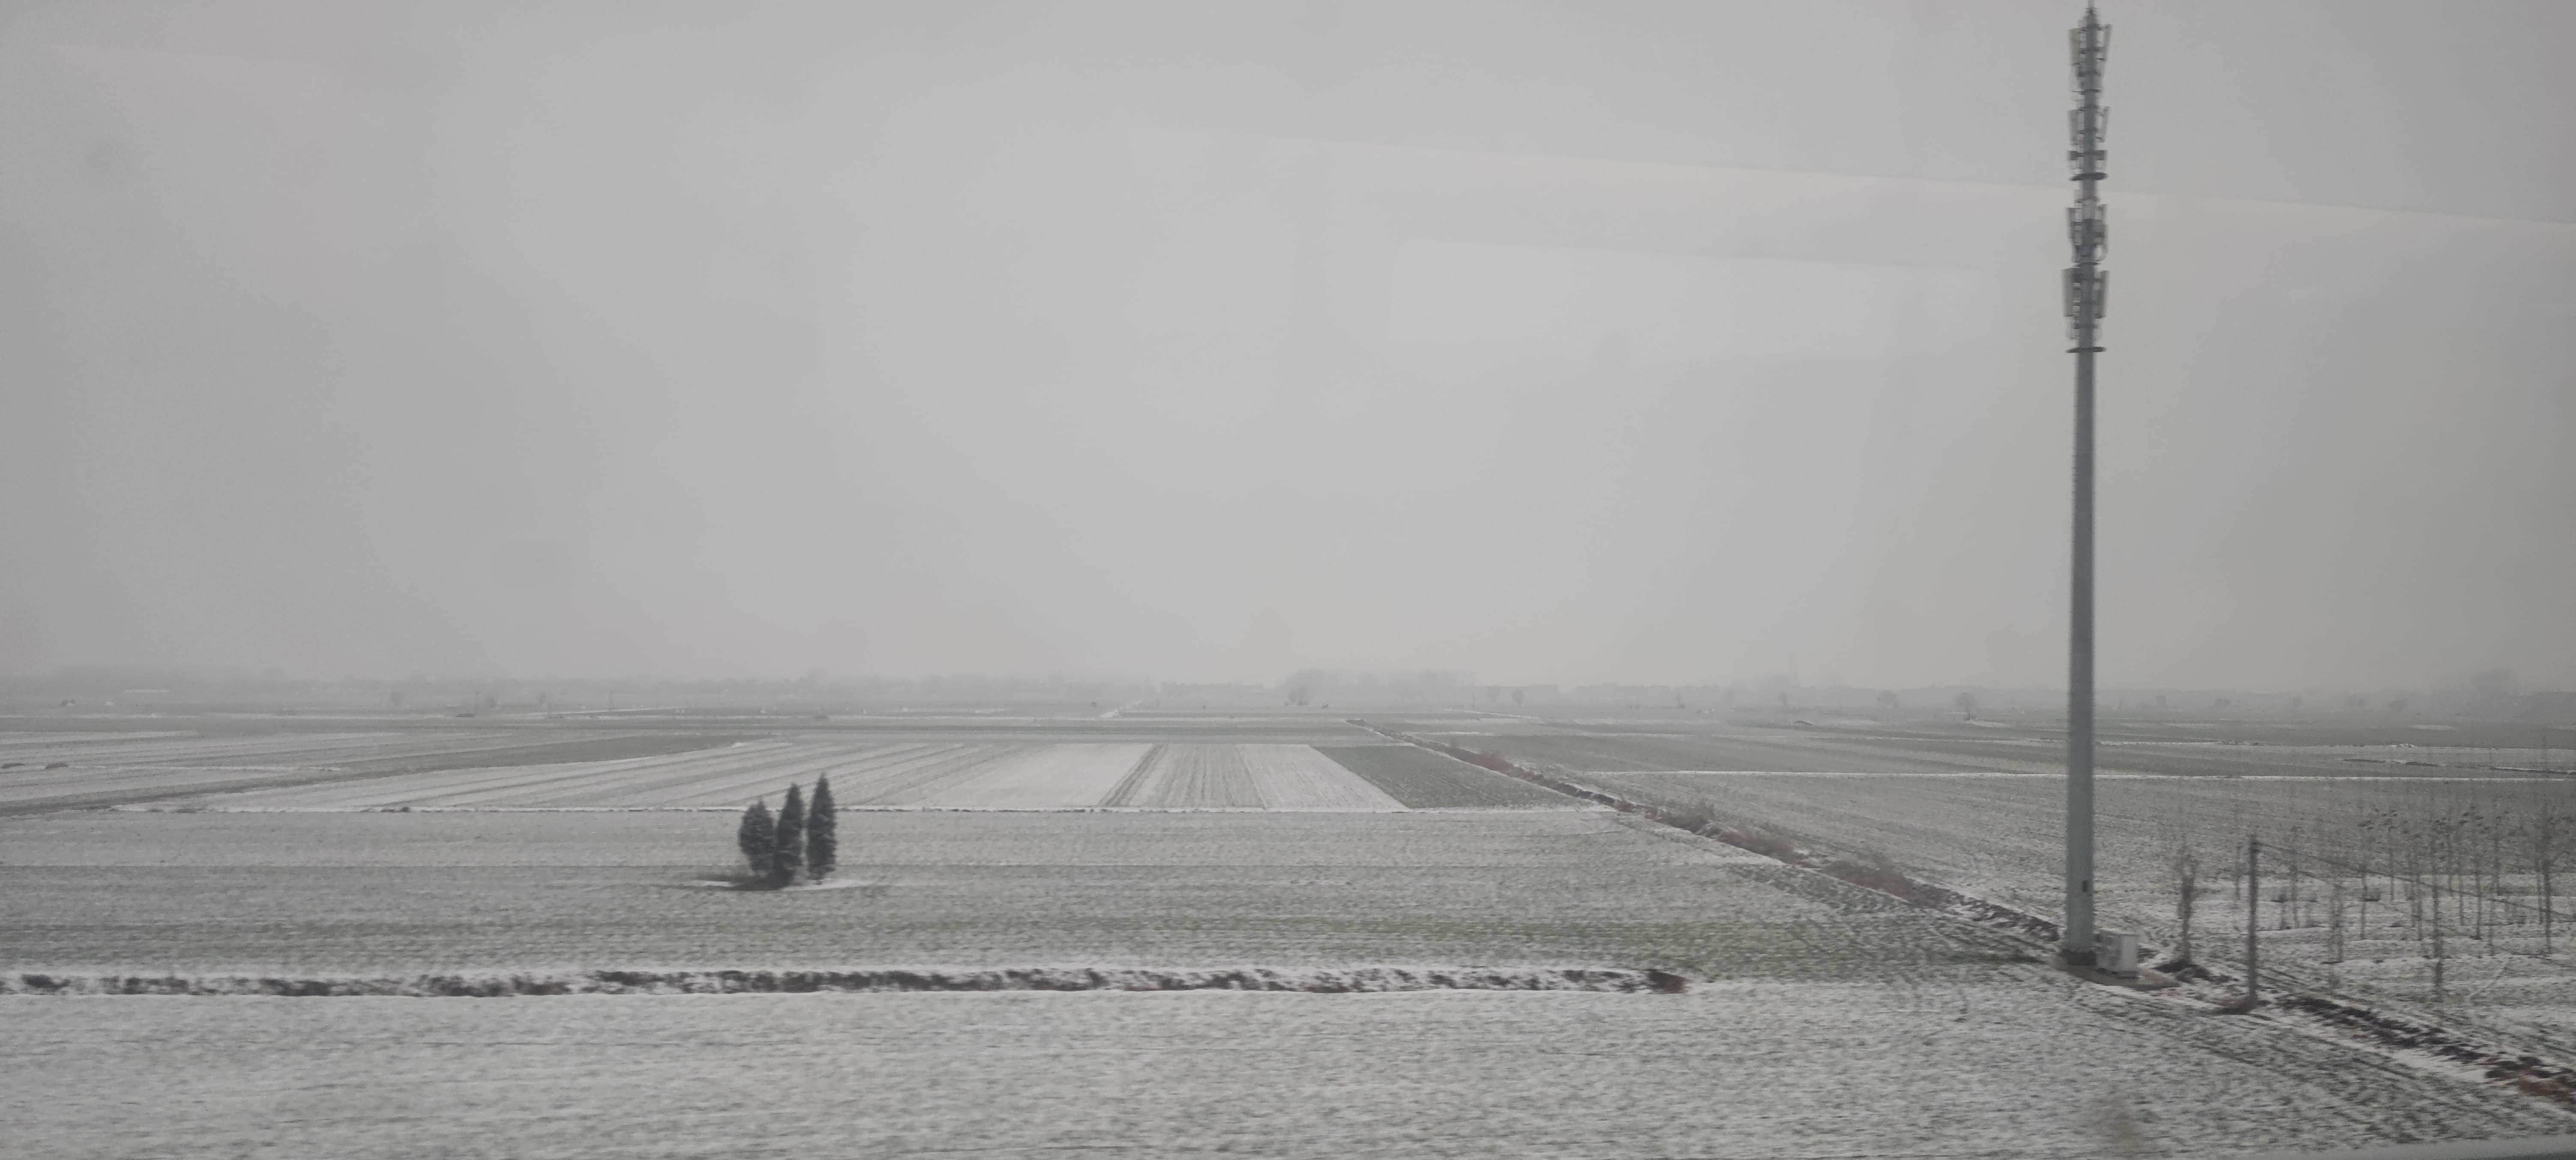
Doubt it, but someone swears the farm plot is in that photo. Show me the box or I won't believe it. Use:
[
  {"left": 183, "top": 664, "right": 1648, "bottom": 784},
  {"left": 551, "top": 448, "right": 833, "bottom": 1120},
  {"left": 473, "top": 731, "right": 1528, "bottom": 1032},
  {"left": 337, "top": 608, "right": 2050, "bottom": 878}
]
[
  {"left": 1317, "top": 745, "right": 1574, "bottom": 808},
  {"left": 1569, "top": 767, "right": 2576, "bottom": 1053},
  {"left": 1106, "top": 744, "right": 1261, "bottom": 806},
  {"left": 0, "top": 762, "right": 370, "bottom": 810},
  {"left": 162, "top": 739, "right": 977, "bottom": 810},
  {"left": 1443, "top": 725, "right": 2522, "bottom": 782},
  {"left": 9, "top": 983, "right": 2572, "bottom": 1160},
  {"left": 0, "top": 729, "right": 754, "bottom": 814},
  {"left": 0, "top": 808, "right": 1951, "bottom": 980},
  {"left": 1101, "top": 744, "right": 1404, "bottom": 809},
  {"left": 1439, "top": 729, "right": 1949, "bottom": 776},
  {"left": 0, "top": 730, "right": 191, "bottom": 753},
  {"left": 161, "top": 741, "right": 1428, "bottom": 812},
  {"left": 914, "top": 743, "right": 1148, "bottom": 808},
  {"left": 1247, "top": 744, "right": 1407, "bottom": 809},
  {"left": 0, "top": 730, "right": 512, "bottom": 769}
]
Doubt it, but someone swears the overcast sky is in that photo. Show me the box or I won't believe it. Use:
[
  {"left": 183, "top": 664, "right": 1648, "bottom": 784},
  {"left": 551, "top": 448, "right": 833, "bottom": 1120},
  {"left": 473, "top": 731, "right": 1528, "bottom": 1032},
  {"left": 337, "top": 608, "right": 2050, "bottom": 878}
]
[{"left": 1, "top": 0, "right": 2568, "bottom": 690}]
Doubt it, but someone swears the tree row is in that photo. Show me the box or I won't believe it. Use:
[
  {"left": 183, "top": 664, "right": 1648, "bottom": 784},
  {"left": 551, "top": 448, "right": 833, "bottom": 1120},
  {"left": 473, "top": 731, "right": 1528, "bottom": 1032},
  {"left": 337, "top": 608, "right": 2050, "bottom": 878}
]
[{"left": 738, "top": 777, "right": 836, "bottom": 888}]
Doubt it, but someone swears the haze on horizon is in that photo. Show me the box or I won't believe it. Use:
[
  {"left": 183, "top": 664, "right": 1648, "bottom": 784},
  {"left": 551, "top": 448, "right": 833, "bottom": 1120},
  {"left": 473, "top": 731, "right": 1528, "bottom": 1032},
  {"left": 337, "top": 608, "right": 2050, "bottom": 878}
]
[{"left": 1, "top": 0, "right": 2569, "bottom": 693}]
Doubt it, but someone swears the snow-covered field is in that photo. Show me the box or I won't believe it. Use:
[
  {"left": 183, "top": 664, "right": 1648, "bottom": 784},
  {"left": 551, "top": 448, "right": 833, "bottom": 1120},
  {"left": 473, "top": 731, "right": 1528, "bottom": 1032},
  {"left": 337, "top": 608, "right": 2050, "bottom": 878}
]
[
  {"left": 1562, "top": 770, "right": 2576, "bottom": 1048},
  {"left": 7, "top": 982, "right": 2569, "bottom": 1159},
  {"left": 1422, "top": 719, "right": 2576, "bottom": 1058},
  {"left": 132, "top": 739, "right": 1548, "bottom": 811},
  {"left": 2, "top": 809, "right": 1815, "bottom": 975},
  {"left": 0, "top": 729, "right": 746, "bottom": 810},
  {"left": 9, "top": 714, "right": 2576, "bottom": 1156},
  {"left": 0, "top": 730, "right": 510, "bottom": 807},
  {"left": 1104, "top": 743, "right": 1405, "bottom": 809}
]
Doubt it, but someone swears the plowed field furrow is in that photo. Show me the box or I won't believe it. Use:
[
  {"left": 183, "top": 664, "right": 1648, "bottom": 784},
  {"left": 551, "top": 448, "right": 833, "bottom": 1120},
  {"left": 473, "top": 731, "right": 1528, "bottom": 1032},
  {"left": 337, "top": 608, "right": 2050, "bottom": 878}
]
[
  {"left": 0, "top": 738, "right": 602, "bottom": 807},
  {"left": 0, "top": 765, "right": 343, "bottom": 805},
  {"left": 1240, "top": 745, "right": 1406, "bottom": 810},
  {"left": 1318, "top": 746, "right": 1576, "bottom": 809},
  {"left": 604, "top": 743, "right": 911, "bottom": 809},
  {"left": 13, "top": 733, "right": 515, "bottom": 768},
  {"left": 832, "top": 745, "right": 1019, "bottom": 806},
  {"left": 581, "top": 742, "right": 945, "bottom": 808},
  {"left": 415, "top": 744, "right": 815, "bottom": 807},
  {"left": 744, "top": 744, "right": 1003, "bottom": 807},
  {"left": 1102, "top": 744, "right": 1172, "bottom": 806},
  {"left": 172, "top": 747, "right": 725, "bottom": 810},
  {"left": 445, "top": 743, "right": 860, "bottom": 807},
  {"left": 584, "top": 742, "right": 960, "bottom": 809},
  {"left": 290, "top": 749, "right": 765, "bottom": 810},
  {"left": 0, "top": 732, "right": 187, "bottom": 749},
  {"left": 174, "top": 737, "right": 524, "bottom": 768},
  {"left": 562, "top": 743, "right": 870, "bottom": 808},
  {"left": 1141, "top": 745, "right": 1263, "bottom": 807},
  {"left": 0, "top": 764, "right": 202, "bottom": 798},
  {"left": 168, "top": 741, "right": 805, "bottom": 810},
  {"left": 8, "top": 735, "right": 391, "bottom": 766},
  {"left": 615, "top": 742, "right": 948, "bottom": 804},
  {"left": 917, "top": 744, "right": 1151, "bottom": 808}
]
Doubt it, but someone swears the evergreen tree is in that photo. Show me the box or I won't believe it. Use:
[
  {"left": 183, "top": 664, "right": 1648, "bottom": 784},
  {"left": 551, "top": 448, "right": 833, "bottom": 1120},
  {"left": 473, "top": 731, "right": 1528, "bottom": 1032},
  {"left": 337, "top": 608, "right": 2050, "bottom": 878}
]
[
  {"left": 773, "top": 783, "right": 807, "bottom": 888},
  {"left": 806, "top": 774, "right": 838, "bottom": 880},
  {"left": 737, "top": 799, "right": 776, "bottom": 882}
]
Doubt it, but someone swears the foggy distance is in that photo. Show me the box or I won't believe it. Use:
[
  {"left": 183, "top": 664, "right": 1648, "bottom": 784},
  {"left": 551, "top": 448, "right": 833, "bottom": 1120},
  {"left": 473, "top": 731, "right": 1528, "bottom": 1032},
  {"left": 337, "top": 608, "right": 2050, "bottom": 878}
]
[
  {"left": 3, "top": 0, "right": 2568, "bottom": 692},
  {"left": 6, "top": 5, "right": 2576, "bottom": 1160}
]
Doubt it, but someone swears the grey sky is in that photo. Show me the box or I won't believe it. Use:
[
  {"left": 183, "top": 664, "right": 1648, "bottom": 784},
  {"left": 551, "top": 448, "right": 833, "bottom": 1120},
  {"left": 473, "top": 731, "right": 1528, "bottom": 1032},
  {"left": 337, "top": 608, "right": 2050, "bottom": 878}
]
[{"left": 0, "top": 1, "right": 2568, "bottom": 689}]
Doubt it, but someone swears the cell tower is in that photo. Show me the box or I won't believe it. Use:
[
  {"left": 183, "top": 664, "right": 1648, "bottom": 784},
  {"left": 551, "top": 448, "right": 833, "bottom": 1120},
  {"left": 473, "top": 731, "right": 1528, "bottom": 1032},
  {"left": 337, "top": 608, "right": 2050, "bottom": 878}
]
[{"left": 2062, "top": 3, "right": 2111, "bottom": 967}]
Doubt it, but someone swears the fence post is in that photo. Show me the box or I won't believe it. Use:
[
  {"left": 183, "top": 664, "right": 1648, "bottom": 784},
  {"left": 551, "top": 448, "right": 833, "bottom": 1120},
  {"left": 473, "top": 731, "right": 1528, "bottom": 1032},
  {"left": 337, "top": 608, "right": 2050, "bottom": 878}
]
[{"left": 2243, "top": 834, "right": 2261, "bottom": 1012}]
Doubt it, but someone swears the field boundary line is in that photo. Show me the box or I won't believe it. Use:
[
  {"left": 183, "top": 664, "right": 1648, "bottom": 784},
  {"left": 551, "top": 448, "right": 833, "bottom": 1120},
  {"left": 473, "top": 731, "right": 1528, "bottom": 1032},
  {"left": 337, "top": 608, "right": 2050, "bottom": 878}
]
[
  {"left": 107, "top": 803, "right": 1523, "bottom": 814},
  {"left": 3, "top": 965, "right": 1692, "bottom": 997}
]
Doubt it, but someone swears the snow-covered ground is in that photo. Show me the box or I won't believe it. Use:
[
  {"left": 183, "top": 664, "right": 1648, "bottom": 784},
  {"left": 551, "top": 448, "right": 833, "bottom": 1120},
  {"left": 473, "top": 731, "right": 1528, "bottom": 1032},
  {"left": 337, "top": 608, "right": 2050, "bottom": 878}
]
[
  {"left": 10, "top": 737, "right": 2576, "bottom": 1156},
  {"left": 6, "top": 984, "right": 2568, "bottom": 1159},
  {"left": 133, "top": 740, "right": 1508, "bottom": 810}
]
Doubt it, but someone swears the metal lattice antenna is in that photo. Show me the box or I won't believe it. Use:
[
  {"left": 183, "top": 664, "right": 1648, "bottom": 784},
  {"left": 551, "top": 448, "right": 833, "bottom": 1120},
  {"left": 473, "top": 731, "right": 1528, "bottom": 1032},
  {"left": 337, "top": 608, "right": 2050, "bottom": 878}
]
[{"left": 2062, "top": 2, "right": 2110, "bottom": 967}]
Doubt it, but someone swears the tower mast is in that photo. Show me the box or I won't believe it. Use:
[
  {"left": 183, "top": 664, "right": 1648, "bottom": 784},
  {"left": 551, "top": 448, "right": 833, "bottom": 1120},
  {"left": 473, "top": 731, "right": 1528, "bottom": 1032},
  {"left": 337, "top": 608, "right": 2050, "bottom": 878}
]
[{"left": 2063, "top": 2, "right": 2111, "bottom": 967}]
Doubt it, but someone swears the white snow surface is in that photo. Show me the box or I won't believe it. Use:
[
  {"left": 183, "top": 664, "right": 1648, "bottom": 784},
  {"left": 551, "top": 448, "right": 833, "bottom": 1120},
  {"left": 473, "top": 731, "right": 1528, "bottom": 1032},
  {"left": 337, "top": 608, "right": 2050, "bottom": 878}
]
[
  {"left": 158, "top": 741, "right": 1420, "bottom": 811},
  {"left": 5, "top": 984, "right": 2569, "bottom": 1159},
  {"left": 915, "top": 743, "right": 1152, "bottom": 808}
]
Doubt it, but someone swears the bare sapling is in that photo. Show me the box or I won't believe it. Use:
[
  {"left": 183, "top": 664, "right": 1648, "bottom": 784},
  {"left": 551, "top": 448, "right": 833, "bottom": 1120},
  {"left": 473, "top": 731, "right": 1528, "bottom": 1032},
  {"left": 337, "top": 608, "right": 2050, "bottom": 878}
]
[
  {"left": 2407, "top": 832, "right": 2427, "bottom": 951},
  {"left": 2172, "top": 842, "right": 2200, "bottom": 966},
  {"left": 2242, "top": 834, "right": 2262, "bottom": 1012},
  {"left": 2328, "top": 874, "right": 2345, "bottom": 963},
  {"left": 2281, "top": 846, "right": 2300, "bottom": 931},
  {"left": 2450, "top": 810, "right": 2472, "bottom": 938},
  {"left": 2429, "top": 878, "right": 2448, "bottom": 1005},
  {"left": 2539, "top": 801, "right": 2558, "bottom": 955}
]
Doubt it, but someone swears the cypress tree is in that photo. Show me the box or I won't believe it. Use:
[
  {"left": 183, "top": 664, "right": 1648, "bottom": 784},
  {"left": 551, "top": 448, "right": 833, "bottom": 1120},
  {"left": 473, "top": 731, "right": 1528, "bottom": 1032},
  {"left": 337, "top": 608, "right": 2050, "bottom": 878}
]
[
  {"left": 806, "top": 775, "right": 838, "bottom": 880},
  {"left": 737, "top": 799, "right": 776, "bottom": 883},
  {"left": 774, "top": 784, "right": 807, "bottom": 888}
]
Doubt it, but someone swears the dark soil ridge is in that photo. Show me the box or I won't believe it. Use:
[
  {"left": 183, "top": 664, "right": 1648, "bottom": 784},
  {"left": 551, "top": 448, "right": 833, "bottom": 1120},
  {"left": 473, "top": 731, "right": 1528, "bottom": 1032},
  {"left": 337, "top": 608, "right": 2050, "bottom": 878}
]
[
  {"left": 1351, "top": 720, "right": 2576, "bottom": 1112},
  {"left": 2276, "top": 994, "right": 2576, "bottom": 1111},
  {"left": 6, "top": 966, "right": 1690, "bottom": 998}
]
